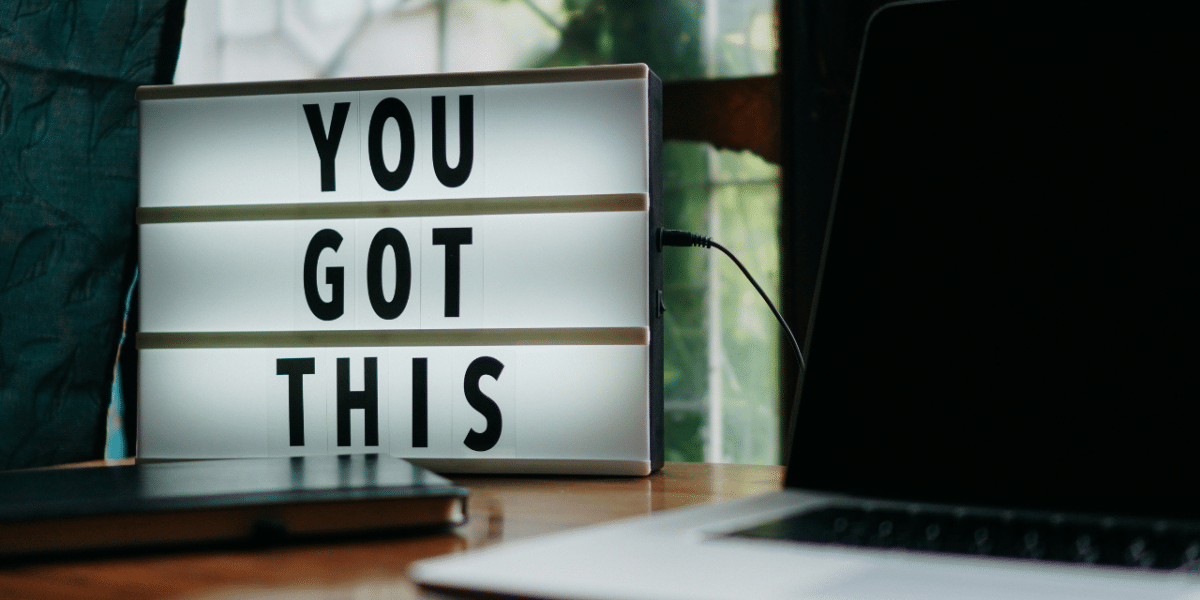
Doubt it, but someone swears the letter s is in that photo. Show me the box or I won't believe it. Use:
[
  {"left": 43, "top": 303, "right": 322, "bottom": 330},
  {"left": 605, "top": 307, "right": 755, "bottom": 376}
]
[{"left": 463, "top": 356, "right": 503, "bottom": 452}]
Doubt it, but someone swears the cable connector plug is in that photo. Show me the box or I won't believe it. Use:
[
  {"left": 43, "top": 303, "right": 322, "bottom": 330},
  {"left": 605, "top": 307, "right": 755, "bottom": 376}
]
[{"left": 658, "top": 228, "right": 713, "bottom": 250}]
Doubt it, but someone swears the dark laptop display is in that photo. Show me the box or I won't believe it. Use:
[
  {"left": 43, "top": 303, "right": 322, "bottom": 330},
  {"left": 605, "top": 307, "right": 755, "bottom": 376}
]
[{"left": 787, "top": 0, "right": 1196, "bottom": 521}]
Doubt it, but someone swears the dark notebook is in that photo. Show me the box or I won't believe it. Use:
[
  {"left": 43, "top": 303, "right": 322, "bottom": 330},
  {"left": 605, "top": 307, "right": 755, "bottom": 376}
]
[{"left": 0, "top": 454, "right": 466, "bottom": 557}]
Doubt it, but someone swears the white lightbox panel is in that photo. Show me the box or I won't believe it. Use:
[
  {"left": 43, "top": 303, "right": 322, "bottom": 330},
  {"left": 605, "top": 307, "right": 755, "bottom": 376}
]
[
  {"left": 292, "top": 219, "right": 359, "bottom": 330},
  {"left": 509, "top": 344, "right": 649, "bottom": 461},
  {"left": 138, "top": 349, "right": 270, "bottom": 459},
  {"left": 326, "top": 350, "right": 393, "bottom": 455},
  {"left": 137, "top": 66, "right": 663, "bottom": 475},
  {"left": 352, "top": 217, "right": 423, "bottom": 331},
  {"left": 138, "top": 345, "right": 649, "bottom": 463},
  {"left": 446, "top": 346, "right": 517, "bottom": 459},
  {"left": 355, "top": 87, "right": 488, "bottom": 202},
  {"left": 389, "top": 349, "right": 454, "bottom": 459},
  {"left": 139, "top": 79, "right": 645, "bottom": 207},
  {"left": 420, "top": 216, "right": 486, "bottom": 330},
  {"left": 482, "top": 79, "right": 648, "bottom": 198},
  {"left": 139, "top": 95, "right": 299, "bottom": 207},
  {"left": 483, "top": 211, "right": 648, "bottom": 327},
  {"left": 268, "top": 348, "right": 330, "bottom": 457},
  {"left": 139, "top": 221, "right": 295, "bottom": 334},
  {"left": 296, "top": 92, "right": 361, "bottom": 203},
  {"left": 140, "top": 212, "right": 647, "bottom": 333}
]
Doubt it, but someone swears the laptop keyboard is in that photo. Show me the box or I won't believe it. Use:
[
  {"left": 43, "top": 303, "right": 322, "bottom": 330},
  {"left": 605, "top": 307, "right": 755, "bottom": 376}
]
[{"left": 730, "top": 506, "right": 1200, "bottom": 571}]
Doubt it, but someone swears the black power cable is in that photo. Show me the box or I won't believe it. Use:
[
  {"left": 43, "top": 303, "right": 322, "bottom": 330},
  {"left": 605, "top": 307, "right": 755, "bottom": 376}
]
[{"left": 659, "top": 228, "right": 805, "bottom": 372}]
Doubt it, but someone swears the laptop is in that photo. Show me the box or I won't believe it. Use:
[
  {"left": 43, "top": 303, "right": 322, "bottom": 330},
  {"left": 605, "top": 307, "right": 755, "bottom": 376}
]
[{"left": 412, "top": 0, "right": 1200, "bottom": 597}]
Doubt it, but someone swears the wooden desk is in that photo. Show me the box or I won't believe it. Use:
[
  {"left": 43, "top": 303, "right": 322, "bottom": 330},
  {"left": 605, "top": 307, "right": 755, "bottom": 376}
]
[{"left": 0, "top": 462, "right": 782, "bottom": 600}]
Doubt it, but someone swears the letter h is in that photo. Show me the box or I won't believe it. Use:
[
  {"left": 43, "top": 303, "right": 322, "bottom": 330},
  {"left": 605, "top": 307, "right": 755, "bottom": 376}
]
[{"left": 337, "top": 357, "right": 379, "bottom": 446}]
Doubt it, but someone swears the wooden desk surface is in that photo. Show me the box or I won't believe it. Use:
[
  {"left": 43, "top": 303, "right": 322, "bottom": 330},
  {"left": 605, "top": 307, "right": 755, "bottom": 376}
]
[{"left": 0, "top": 462, "right": 783, "bottom": 600}]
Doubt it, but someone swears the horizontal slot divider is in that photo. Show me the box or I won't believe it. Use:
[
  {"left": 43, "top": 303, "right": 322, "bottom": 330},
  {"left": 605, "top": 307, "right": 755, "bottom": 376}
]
[
  {"left": 137, "top": 194, "right": 648, "bottom": 224},
  {"left": 137, "top": 327, "right": 650, "bottom": 350},
  {"left": 136, "top": 64, "right": 648, "bottom": 100}
]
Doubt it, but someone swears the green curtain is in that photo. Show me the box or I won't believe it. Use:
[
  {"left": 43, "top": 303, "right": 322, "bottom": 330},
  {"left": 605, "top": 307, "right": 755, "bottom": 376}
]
[{"left": 0, "top": 0, "right": 184, "bottom": 468}]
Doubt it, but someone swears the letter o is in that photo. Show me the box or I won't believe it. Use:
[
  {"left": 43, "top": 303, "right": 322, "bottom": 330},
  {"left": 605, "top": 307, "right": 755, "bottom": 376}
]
[
  {"left": 366, "top": 227, "right": 412, "bottom": 320},
  {"left": 368, "top": 97, "right": 416, "bottom": 191}
]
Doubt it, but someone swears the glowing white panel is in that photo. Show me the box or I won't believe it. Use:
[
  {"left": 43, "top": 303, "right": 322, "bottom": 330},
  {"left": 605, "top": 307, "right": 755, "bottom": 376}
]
[
  {"left": 268, "top": 349, "right": 330, "bottom": 457},
  {"left": 352, "top": 218, "right": 423, "bottom": 330},
  {"left": 447, "top": 347, "right": 516, "bottom": 459},
  {"left": 138, "top": 349, "right": 269, "bottom": 458},
  {"left": 482, "top": 79, "right": 648, "bottom": 197},
  {"left": 137, "top": 66, "right": 661, "bottom": 475},
  {"left": 420, "top": 216, "right": 486, "bottom": 329},
  {"left": 140, "top": 95, "right": 298, "bottom": 207},
  {"left": 141, "top": 212, "right": 646, "bottom": 333},
  {"left": 292, "top": 219, "right": 359, "bottom": 330},
  {"left": 139, "top": 221, "right": 295, "bottom": 333},
  {"left": 326, "top": 350, "right": 392, "bottom": 455},
  {"left": 510, "top": 345, "right": 649, "bottom": 460},
  {"left": 138, "top": 345, "right": 648, "bottom": 462},
  {"left": 138, "top": 79, "right": 645, "bottom": 207},
  {"left": 389, "top": 349, "right": 454, "bottom": 458},
  {"left": 296, "top": 93, "right": 361, "bottom": 202},
  {"left": 355, "top": 87, "right": 488, "bottom": 201},
  {"left": 483, "top": 211, "right": 648, "bottom": 327}
]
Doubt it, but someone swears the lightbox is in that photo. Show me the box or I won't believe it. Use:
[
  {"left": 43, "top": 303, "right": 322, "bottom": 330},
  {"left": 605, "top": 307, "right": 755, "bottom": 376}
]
[{"left": 136, "top": 65, "right": 663, "bottom": 475}]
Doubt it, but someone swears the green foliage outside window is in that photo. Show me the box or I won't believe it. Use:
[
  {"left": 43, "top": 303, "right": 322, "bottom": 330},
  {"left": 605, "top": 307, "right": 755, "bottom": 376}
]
[{"left": 518, "top": 0, "right": 782, "bottom": 464}]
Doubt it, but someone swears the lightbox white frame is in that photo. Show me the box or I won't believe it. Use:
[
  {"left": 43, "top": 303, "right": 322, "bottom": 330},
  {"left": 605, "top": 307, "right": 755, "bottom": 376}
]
[{"left": 135, "top": 65, "right": 663, "bottom": 475}]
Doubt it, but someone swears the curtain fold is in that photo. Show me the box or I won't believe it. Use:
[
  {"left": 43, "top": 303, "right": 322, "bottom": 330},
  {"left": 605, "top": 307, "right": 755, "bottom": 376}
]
[{"left": 0, "top": 0, "right": 184, "bottom": 468}]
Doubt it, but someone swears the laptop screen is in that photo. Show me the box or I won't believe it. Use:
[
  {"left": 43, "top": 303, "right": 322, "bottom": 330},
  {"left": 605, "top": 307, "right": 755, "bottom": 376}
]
[{"left": 787, "top": 0, "right": 1196, "bottom": 519}]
